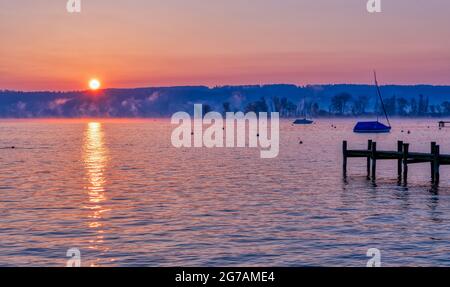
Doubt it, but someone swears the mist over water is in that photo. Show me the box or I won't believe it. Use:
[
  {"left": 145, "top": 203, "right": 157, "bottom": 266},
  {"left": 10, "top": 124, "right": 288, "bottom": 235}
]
[{"left": 0, "top": 118, "right": 449, "bottom": 266}]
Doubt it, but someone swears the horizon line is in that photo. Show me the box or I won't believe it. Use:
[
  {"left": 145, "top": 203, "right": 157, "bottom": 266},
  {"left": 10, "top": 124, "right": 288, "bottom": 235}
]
[{"left": 3, "top": 82, "right": 450, "bottom": 93}]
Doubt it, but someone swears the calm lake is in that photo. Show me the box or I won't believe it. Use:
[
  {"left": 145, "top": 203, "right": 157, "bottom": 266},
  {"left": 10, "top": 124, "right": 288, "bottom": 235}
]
[{"left": 0, "top": 119, "right": 449, "bottom": 266}]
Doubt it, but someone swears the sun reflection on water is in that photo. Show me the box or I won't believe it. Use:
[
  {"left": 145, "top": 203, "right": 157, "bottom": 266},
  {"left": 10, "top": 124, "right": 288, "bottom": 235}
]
[{"left": 83, "top": 122, "right": 111, "bottom": 266}]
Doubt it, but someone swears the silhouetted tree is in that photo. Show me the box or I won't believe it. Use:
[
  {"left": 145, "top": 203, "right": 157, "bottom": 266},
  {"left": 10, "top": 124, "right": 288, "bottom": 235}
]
[
  {"left": 397, "top": 97, "right": 408, "bottom": 116},
  {"left": 311, "top": 102, "right": 320, "bottom": 116},
  {"left": 281, "top": 97, "right": 288, "bottom": 117},
  {"left": 245, "top": 97, "right": 268, "bottom": 114},
  {"left": 203, "top": 104, "right": 212, "bottom": 115},
  {"left": 285, "top": 101, "right": 297, "bottom": 117},
  {"left": 331, "top": 93, "right": 352, "bottom": 115},
  {"left": 384, "top": 95, "right": 397, "bottom": 116},
  {"left": 441, "top": 101, "right": 450, "bottom": 115},
  {"left": 418, "top": 94, "right": 429, "bottom": 116},
  {"left": 222, "top": 102, "right": 231, "bottom": 116},
  {"left": 429, "top": 105, "right": 439, "bottom": 115},
  {"left": 272, "top": 97, "right": 282, "bottom": 113},
  {"left": 352, "top": 95, "right": 369, "bottom": 115},
  {"left": 410, "top": 98, "right": 418, "bottom": 116}
]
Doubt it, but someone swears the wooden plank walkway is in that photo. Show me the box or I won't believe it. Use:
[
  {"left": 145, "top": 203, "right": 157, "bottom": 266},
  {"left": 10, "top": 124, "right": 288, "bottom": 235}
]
[{"left": 343, "top": 140, "right": 449, "bottom": 185}]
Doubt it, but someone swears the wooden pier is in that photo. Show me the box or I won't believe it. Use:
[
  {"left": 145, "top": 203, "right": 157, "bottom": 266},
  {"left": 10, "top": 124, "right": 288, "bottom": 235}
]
[
  {"left": 439, "top": 121, "right": 450, "bottom": 128},
  {"left": 343, "top": 140, "right": 450, "bottom": 185}
]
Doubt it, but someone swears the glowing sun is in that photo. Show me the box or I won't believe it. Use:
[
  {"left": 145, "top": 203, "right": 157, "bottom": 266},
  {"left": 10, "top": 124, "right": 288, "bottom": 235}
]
[{"left": 89, "top": 79, "right": 101, "bottom": 90}]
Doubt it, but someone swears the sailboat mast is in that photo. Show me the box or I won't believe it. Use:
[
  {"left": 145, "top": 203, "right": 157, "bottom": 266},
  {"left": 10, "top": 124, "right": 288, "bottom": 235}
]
[{"left": 374, "top": 71, "right": 391, "bottom": 127}]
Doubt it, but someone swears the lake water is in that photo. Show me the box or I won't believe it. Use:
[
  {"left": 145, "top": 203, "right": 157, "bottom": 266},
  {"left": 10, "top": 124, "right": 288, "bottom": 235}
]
[{"left": 0, "top": 119, "right": 449, "bottom": 266}]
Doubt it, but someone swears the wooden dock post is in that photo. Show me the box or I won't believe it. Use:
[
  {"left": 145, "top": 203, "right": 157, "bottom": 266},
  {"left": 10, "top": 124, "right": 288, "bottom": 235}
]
[
  {"left": 397, "top": 141, "right": 403, "bottom": 181},
  {"left": 343, "top": 141, "right": 348, "bottom": 178},
  {"left": 371, "top": 142, "right": 377, "bottom": 180},
  {"left": 433, "top": 145, "right": 440, "bottom": 185},
  {"left": 403, "top": 143, "right": 409, "bottom": 184},
  {"left": 367, "top": 140, "right": 372, "bottom": 179},
  {"left": 431, "top": 142, "right": 436, "bottom": 183}
]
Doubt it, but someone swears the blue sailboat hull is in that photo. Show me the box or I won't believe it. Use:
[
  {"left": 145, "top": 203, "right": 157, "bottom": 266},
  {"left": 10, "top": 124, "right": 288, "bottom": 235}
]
[
  {"left": 293, "top": 118, "right": 314, "bottom": 125},
  {"left": 353, "top": 121, "right": 391, "bottom": 133}
]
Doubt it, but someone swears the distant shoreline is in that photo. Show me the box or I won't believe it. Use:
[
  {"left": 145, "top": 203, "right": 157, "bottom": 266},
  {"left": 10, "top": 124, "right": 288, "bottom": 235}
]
[
  {"left": 2, "top": 84, "right": 450, "bottom": 118},
  {"left": 3, "top": 83, "right": 450, "bottom": 94},
  {"left": 1, "top": 117, "right": 450, "bottom": 120}
]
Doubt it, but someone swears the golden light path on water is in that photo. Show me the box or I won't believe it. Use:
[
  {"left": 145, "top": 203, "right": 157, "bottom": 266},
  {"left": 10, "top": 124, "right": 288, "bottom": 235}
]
[{"left": 83, "top": 122, "right": 112, "bottom": 266}]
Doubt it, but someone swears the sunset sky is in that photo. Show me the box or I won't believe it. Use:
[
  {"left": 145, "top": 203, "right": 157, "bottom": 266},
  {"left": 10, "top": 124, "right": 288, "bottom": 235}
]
[{"left": 1, "top": 0, "right": 449, "bottom": 91}]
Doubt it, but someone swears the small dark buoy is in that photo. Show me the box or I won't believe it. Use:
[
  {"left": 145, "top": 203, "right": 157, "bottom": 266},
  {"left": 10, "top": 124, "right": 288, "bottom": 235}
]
[
  {"left": 401, "top": 130, "right": 404, "bottom": 133},
  {"left": 299, "top": 141, "right": 303, "bottom": 144},
  {"left": 407, "top": 130, "right": 411, "bottom": 134}
]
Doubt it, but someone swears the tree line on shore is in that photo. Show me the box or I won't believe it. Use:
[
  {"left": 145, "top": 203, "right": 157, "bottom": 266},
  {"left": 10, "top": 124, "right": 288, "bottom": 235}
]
[
  {"left": 2, "top": 85, "right": 450, "bottom": 118},
  {"left": 223, "top": 93, "right": 450, "bottom": 118}
]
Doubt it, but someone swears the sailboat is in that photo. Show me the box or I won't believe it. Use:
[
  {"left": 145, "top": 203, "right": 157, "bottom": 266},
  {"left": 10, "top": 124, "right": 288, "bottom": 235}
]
[
  {"left": 293, "top": 118, "right": 314, "bottom": 125},
  {"left": 293, "top": 95, "right": 314, "bottom": 125},
  {"left": 353, "top": 72, "right": 391, "bottom": 133}
]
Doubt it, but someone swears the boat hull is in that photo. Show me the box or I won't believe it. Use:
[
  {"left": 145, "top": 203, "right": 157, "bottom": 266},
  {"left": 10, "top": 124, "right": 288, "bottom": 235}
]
[
  {"left": 353, "top": 121, "right": 391, "bottom": 133},
  {"left": 353, "top": 129, "right": 391, "bottom": 133},
  {"left": 293, "top": 119, "right": 314, "bottom": 125}
]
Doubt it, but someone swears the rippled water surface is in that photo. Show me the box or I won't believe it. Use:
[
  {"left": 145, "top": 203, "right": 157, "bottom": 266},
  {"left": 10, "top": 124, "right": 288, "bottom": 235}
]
[{"left": 0, "top": 119, "right": 449, "bottom": 266}]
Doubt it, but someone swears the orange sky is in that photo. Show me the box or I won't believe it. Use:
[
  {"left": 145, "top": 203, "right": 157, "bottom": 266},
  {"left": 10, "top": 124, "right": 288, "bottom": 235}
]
[{"left": 1, "top": 0, "right": 450, "bottom": 91}]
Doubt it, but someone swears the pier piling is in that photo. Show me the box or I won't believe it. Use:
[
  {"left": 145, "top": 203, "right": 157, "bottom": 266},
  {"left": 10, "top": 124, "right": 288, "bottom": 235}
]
[
  {"left": 371, "top": 142, "right": 377, "bottom": 180},
  {"left": 431, "top": 142, "right": 436, "bottom": 183},
  {"left": 367, "top": 140, "right": 372, "bottom": 179},
  {"left": 402, "top": 143, "right": 409, "bottom": 184},
  {"left": 343, "top": 140, "right": 348, "bottom": 178},
  {"left": 433, "top": 145, "right": 440, "bottom": 185},
  {"left": 397, "top": 141, "right": 403, "bottom": 181}
]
